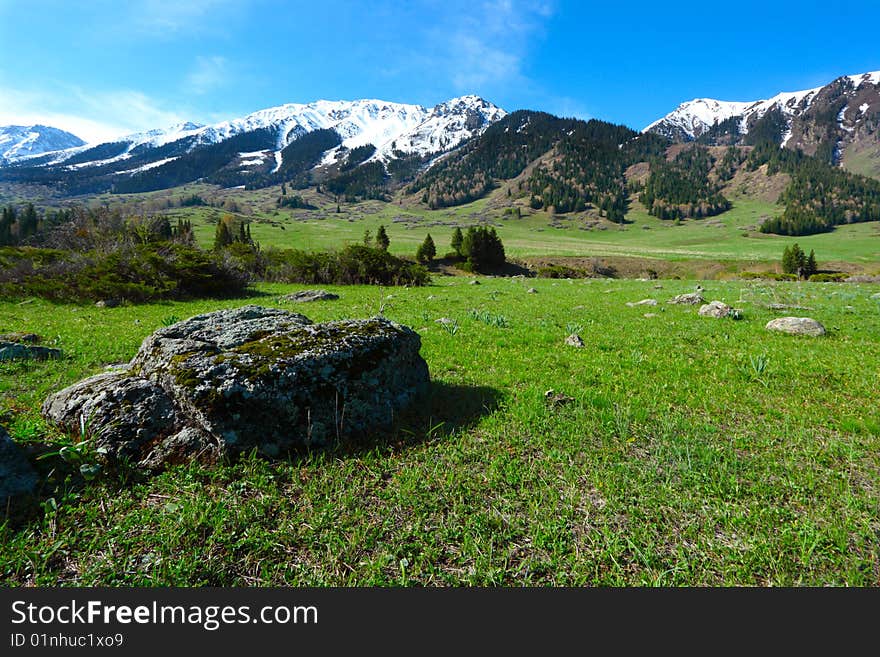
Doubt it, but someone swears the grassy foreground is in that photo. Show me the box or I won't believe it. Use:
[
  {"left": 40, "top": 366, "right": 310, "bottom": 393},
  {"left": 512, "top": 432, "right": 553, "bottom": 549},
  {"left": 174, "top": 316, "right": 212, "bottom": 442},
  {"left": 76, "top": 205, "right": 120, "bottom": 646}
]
[{"left": 1, "top": 277, "right": 879, "bottom": 586}]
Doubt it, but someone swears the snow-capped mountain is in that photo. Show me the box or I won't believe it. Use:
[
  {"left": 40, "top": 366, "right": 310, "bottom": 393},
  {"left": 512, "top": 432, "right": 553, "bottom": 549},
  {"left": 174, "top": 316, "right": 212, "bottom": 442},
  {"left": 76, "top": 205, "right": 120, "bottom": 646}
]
[
  {"left": 644, "top": 71, "right": 880, "bottom": 151},
  {"left": 0, "top": 125, "right": 85, "bottom": 162},
  {"left": 0, "top": 96, "right": 505, "bottom": 193}
]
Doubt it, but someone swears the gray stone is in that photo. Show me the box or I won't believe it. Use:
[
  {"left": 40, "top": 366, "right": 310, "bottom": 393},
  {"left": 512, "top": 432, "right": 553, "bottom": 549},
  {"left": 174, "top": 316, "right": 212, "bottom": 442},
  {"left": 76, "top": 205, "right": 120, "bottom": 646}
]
[
  {"left": 643, "top": 313, "right": 657, "bottom": 318},
  {"left": 281, "top": 289, "right": 340, "bottom": 303},
  {"left": 565, "top": 334, "right": 584, "bottom": 348},
  {"left": 0, "top": 332, "right": 40, "bottom": 344},
  {"left": 469, "top": 279, "right": 481, "bottom": 285},
  {"left": 0, "top": 342, "right": 61, "bottom": 361},
  {"left": 42, "top": 305, "right": 430, "bottom": 470},
  {"left": 698, "top": 300, "right": 734, "bottom": 318},
  {"left": 626, "top": 298, "right": 657, "bottom": 307},
  {"left": 871, "top": 292, "right": 880, "bottom": 300},
  {"left": 526, "top": 288, "right": 538, "bottom": 294},
  {"left": 669, "top": 292, "right": 705, "bottom": 305},
  {"left": 95, "top": 298, "right": 121, "bottom": 308},
  {"left": 0, "top": 426, "right": 37, "bottom": 503},
  {"left": 765, "top": 317, "right": 826, "bottom": 337}
]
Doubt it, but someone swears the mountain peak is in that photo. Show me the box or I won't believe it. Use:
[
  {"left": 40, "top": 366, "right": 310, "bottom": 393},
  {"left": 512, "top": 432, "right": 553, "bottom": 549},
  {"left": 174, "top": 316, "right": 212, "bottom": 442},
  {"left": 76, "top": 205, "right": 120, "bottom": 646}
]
[{"left": 0, "top": 124, "right": 86, "bottom": 161}]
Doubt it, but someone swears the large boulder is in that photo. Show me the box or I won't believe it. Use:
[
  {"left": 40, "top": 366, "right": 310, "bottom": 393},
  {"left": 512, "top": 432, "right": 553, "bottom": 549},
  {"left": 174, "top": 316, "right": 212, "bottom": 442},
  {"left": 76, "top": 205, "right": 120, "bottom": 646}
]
[
  {"left": 765, "top": 317, "right": 826, "bottom": 337},
  {"left": 0, "top": 426, "right": 38, "bottom": 503},
  {"left": 42, "top": 305, "right": 430, "bottom": 469}
]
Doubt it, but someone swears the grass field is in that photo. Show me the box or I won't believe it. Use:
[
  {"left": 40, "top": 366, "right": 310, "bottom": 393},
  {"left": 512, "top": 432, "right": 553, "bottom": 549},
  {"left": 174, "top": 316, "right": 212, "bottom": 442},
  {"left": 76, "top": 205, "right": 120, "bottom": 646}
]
[
  {"left": 62, "top": 181, "right": 880, "bottom": 268},
  {"left": 2, "top": 277, "right": 879, "bottom": 585}
]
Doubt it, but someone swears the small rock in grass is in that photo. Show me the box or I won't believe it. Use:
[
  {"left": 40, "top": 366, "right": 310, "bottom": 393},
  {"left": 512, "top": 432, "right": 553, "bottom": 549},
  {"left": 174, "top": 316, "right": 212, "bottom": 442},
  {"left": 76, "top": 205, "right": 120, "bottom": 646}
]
[
  {"left": 0, "top": 342, "right": 61, "bottom": 361},
  {"left": 669, "top": 292, "right": 705, "bottom": 305},
  {"left": 565, "top": 334, "right": 584, "bottom": 348},
  {"left": 626, "top": 299, "right": 657, "bottom": 307},
  {"left": 281, "top": 289, "right": 340, "bottom": 303},
  {"left": 643, "top": 313, "right": 657, "bottom": 318},
  {"left": 544, "top": 389, "right": 574, "bottom": 407},
  {"left": 765, "top": 317, "right": 826, "bottom": 336},
  {"left": 526, "top": 288, "right": 538, "bottom": 294},
  {"left": 698, "top": 300, "right": 738, "bottom": 319},
  {"left": 469, "top": 279, "right": 481, "bottom": 285},
  {"left": 0, "top": 332, "right": 40, "bottom": 344}
]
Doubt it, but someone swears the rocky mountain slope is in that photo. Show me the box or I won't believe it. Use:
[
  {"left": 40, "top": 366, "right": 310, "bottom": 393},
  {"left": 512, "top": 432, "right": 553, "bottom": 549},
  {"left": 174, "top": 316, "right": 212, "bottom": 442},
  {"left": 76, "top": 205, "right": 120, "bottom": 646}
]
[
  {"left": 644, "top": 71, "right": 880, "bottom": 177},
  {"left": 0, "top": 125, "right": 85, "bottom": 163},
  {"left": 0, "top": 96, "right": 505, "bottom": 194}
]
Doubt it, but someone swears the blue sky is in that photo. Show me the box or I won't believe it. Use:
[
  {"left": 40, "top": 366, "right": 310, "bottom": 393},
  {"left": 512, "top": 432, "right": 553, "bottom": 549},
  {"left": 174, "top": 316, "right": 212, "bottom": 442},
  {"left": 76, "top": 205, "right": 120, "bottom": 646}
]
[{"left": 1, "top": 0, "right": 878, "bottom": 143}]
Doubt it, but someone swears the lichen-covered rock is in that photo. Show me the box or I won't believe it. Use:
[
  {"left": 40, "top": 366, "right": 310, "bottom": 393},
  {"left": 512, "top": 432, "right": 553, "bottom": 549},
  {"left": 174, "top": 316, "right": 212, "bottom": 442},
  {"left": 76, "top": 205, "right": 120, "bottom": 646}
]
[
  {"left": 0, "top": 426, "right": 37, "bottom": 503},
  {"left": 282, "top": 290, "right": 340, "bottom": 302},
  {"left": 669, "top": 292, "right": 705, "bottom": 305},
  {"left": 41, "top": 371, "right": 190, "bottom": 465},
  {"left": 698, "top": 300, "right": 734, "bottom": 318},
  {"left": 42, "top": 305, "right": 429, "bottom": 470},
  {"left": 765, "top": 317, "right": 826, "bottom": 336}
]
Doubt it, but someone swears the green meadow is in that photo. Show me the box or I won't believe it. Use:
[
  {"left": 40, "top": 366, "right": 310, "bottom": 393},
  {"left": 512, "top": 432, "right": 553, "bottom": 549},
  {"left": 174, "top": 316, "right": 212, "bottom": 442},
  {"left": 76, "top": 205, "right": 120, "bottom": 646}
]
[{"left": 2, "top": 277, "right": 879, "bottom": 585}]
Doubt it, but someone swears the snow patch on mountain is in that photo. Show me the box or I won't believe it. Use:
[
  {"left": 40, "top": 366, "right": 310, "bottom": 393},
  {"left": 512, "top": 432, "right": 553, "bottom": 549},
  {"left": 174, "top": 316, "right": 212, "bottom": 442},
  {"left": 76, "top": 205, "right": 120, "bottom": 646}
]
[{"left": 0, "top": 125, "right": 86, "bottom": 161}]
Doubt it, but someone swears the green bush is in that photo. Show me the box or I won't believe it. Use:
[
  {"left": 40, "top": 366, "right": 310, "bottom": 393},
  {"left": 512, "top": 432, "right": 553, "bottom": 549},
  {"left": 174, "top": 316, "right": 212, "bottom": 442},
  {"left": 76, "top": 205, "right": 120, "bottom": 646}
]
[
  {"left": 808, "top": 273, "right": 847, "bottom": 282},
  {"left": 262, "top": 245, "right": 430, "bottom": 286},
  {"left": 0, "top": 243, "right": 248, "bottom": 302}
]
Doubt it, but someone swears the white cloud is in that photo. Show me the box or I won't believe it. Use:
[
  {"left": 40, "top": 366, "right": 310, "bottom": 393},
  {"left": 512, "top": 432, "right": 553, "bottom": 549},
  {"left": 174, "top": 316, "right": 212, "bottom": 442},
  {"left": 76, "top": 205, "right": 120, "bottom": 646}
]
[
  {"left": 129, "top": 0, "right": 238, "bottom": 35},
  {"left": 0, "top": 84, "right": 188, "bottom": 144},
  {"left": 186, "top": 56, "right": 230, "bottom": 95},
  {"left": 417, "top": 0, "right": 556, "bottom": 95}
]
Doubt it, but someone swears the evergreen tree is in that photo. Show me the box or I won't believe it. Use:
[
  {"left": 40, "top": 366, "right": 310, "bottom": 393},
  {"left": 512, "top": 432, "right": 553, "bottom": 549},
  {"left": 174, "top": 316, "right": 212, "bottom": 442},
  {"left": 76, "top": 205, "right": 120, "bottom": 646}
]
[
  {"left": 363, "top": 229, "right": 372, "bottom": 246},
  {"left": 214, "top": 216, "right": 234, "bottom": 250},
  {"left": 416, "top": 233, "right": 436, "bottom": 264},
  {"left": 375, "top": 224, "right": 390, "bottom": 251},
  {"left": 0, "top": 206, "right": 14, "bottom": 246},
  {"left": 805, "top": 249, "right": 818, "bottom": 278},
  {"left": 451, "top": 226, "right": 464, "bottom": 257},
  {"left": 18, "top": 203, "right": 38, "bottom": 239},
  {"left": 782, "top": 243, "right": 806, "bottom": 276},
  {"left": 461, "top": 226, "right": 505, "bottom": 272}
]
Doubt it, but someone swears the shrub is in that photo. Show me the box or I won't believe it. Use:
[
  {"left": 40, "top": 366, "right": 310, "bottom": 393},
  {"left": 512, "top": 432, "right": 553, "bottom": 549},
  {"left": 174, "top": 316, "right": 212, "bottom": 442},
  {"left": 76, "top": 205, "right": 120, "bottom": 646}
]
[
  {"left": 262, "top": 245, "right": 429, "bottom": 286},
  {"left": 808, "top": 273, "right": 847, "bottom": 282},
  {"left": 0, "top": 242, "right": 248, "bottom": 302}
]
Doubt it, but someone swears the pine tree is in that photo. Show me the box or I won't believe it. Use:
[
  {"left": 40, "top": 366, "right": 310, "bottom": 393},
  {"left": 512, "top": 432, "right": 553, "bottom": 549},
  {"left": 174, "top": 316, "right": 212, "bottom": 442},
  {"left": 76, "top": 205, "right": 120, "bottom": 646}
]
[
  {"left": 214, "top": 216, "right": 234, "bottom": 250},
  {"left": 416, "top": 233, "right": 436, "bottom": 264},
  {"left": 375, "top": 224, "right": 390, "bottom": 251},
  {"left": 451, "top": 226, "right": 464, "bottom": 257},
  {"left": 805, "top": 249, "right": 818, "bottom": 278},
  {"left": 461, "top": 226, "right": 505, "bottom": 272},
  {"left": 782, "top": 245, "right": 795, "bottom": 274},
  {"left": 363, "top": 229, "right": 372, "bottom": 246},
  {"left": 782, "top": 243, "right": 806, "bottom": 275},
  {"left": 18, "top": 203, "right": 38, "bottom": 239}
]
